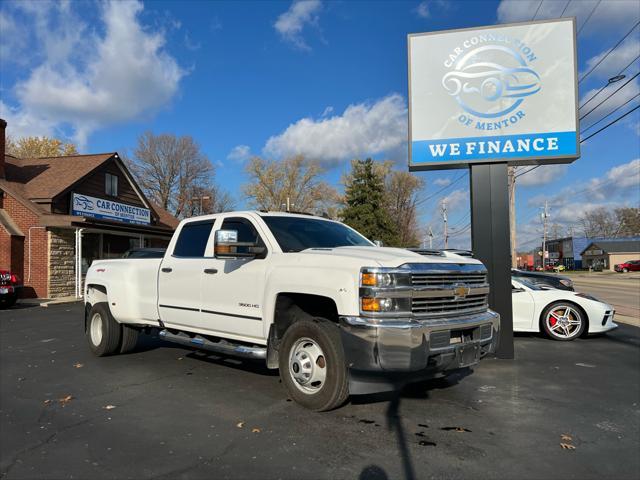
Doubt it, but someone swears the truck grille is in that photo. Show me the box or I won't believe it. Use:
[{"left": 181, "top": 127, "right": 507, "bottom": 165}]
[
  {"left": 411, "top": 271, "right": 489, "bottom": 317},
  {"left": 412, "top": 294, "right": 488, "bottom": 316},
  {"left": 412, "top": 273, "right": 487, "bottom": 287}
]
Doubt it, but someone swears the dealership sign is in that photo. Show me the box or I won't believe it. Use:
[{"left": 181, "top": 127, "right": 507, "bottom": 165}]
[
  {"left": 408, "top": 18, "right": 579, "bottom": 170},
  {"left": 72, "top": 193, "right": 151, "bottom": 225}
]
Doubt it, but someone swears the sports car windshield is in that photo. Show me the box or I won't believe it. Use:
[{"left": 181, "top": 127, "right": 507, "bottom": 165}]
[
  {"left": 513, "top": 277, "right": 544, "bottom": 290},
  {"left": 261, "top": 216, "right": 373, "bottom": 253}
]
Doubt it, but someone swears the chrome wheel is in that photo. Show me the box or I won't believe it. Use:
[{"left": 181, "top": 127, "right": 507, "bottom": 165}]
[
  {"left": 90, "top": 312, "right": 103, "bottom": 346},
  {"left": 546, "top": 305, "right": 582, "bottom": 339},
  {"left": 288, "top": 337, "right": 327, "bottom": 394}
]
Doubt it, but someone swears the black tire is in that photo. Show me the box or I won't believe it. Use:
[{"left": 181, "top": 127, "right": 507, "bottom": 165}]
[
  {"left": 86, "top": 302, "right": 122, "bottom": 356},
  {"left": 279, "top": 318, "right": 349, "bottom": 411},
  {"left": 119, "top": 324, "right": 140, "bottom": 354},
  {"left": 0, "top": 294, "right": 17, "bottom": 309},
  {"left": 541, "top": 301, "right": 586, "bottom": 341}
]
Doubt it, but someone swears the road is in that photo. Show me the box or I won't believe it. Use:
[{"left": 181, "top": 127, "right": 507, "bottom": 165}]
[
  {"left": 570, "top": 273, "right": 640, "bottom": 326},
  {"left": 1, "top": 303, "right": 639, "bottom": 480}
]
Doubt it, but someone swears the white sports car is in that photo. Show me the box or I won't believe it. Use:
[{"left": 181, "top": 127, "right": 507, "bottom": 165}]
[{"left": 512, "top": 278, "right": 618, "bottom": 341}]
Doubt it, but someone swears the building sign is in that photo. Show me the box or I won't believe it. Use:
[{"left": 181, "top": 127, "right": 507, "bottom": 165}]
[
  {"left": 408, "top": 18, "right": 579, "bottom": 171},
  {"left": 584, "top": 249, "right": 604, "bottom": 256},
  {"left": 72, "top": 193, "right": 151, "bottom": 225}
]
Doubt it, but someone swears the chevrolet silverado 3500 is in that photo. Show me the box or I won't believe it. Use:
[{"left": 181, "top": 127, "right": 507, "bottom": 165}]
[{"left": 84, "top": 211, "right": 499, "bottom": 411}]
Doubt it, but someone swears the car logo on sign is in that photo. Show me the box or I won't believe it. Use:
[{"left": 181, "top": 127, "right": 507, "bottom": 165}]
[{"left": 453, "top": 284, "right": 470, "bottom": 300}]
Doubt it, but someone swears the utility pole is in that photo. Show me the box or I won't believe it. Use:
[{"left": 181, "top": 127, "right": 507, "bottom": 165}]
[
  {"left": 282, "top": 196, "right": 294, "bottom": 212},
  {"left": 428, "top": 226, "right": 434, "bottom": 249},
  {"left": 441, "top": 199, "right": 448, "bottom": 249},
  {"left": 508, "top": 166, "right": 517, "bottom": 268},
  {"left": 541, "top": 200, "right": 549, "bottom": 271}
]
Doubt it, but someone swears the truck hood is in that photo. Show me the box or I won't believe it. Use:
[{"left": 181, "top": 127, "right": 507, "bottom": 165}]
[{"left": 296, "top": 246, "right": 483, "bottom": 268}]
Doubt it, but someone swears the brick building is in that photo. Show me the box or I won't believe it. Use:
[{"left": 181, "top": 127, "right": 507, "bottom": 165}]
[{"left": 0, "top": 119, "right": 178, "bottom": 298}]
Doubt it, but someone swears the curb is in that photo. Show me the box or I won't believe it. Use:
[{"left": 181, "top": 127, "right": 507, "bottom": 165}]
[{"left": 18, "top": 297, "right": 82, "bottom": 307}]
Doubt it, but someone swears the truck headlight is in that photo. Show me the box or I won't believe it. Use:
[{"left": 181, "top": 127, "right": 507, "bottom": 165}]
[
  {"left": 360, "top": 268, "right": 411, "bottom": 288},
  {"left": 361, "top": 272, "right": 394, "bottom": 287},
  {"left": 361, "top": 297, "right": 411, "bottom": 313}
]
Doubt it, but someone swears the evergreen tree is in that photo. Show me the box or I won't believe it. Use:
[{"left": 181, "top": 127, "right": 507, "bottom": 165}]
[{"left": 341, "top": 159, "right": 398, "bottom": 246}]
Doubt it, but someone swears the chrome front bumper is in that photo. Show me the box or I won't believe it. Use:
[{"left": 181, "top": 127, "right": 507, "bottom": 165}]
[{"left": 338, "top": 310, "right": 500, "bottom": 394}]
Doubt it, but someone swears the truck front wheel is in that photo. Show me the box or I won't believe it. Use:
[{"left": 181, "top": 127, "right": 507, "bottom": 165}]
[
  {"left": 86, "top": 303, "right": 122, "bottom": 356},
  {"left": 279, "top": 318, "right": 349, "bottom": 411}
]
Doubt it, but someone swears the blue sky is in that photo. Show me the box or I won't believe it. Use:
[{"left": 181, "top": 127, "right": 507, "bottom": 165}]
[{"left": 1, "top": 0, "right": 639, "bottom": 249}]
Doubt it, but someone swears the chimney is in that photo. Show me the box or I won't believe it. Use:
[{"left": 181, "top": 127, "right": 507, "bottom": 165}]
[{"left": 0, "top": 118, "right": 6, "bottom": 179}]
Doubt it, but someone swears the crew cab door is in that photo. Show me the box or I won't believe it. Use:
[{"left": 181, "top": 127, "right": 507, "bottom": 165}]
[
  {"left": 158, "top": 220, "right": 215, "bottom": 330},
  {"left": 200, "top": 216, "right": 268, "bottom": 342}
]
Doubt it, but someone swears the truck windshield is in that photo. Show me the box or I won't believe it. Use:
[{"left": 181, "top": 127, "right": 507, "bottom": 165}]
[{"left": 261, "top": 216, "right": 373, "bottom": 252}]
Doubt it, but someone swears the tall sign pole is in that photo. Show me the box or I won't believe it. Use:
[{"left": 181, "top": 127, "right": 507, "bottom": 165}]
[{"left": 407, "top": 18, "right": 579, "bottom": 359}]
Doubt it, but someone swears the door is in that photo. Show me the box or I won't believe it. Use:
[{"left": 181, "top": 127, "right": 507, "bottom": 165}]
[
  {"left": 512, "top": 284, "right": 536, "bottom": 331},
  {"left": 158, "top": 220, "right": 214, "bottom": 330},
  {"left": 200, "top": 216, "right": 268, "bottom": 342}
]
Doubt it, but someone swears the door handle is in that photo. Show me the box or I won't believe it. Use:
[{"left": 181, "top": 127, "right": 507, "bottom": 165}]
[
  {"left": 161, "top": 267, "right": 173, "bottom": 273},
  {"left": 204, "top": 268, "right": 218, "bottom": 274}
]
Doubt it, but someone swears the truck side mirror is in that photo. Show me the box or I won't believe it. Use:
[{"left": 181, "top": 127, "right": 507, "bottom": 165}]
[{"left": 214, "top": 229, "right": 266, "bottom": 259}]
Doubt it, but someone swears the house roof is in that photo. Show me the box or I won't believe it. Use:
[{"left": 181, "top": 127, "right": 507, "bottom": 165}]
[
  {"left": 1, "top": 152, "right": 179, "bottom": 232},
  {"left": 581, "top": 239, "right": 640, "bottom": 255},
  {"left": 3, "top": 152, "right": 115, "bottom": 200}
]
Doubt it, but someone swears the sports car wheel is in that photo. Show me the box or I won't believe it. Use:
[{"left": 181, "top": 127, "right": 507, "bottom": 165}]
[{"left": 541, "top": 302, "right": 586, "bottom": 341}]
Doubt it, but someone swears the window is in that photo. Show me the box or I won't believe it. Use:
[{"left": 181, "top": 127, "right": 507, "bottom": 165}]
[
  {"left": 173, "top": 221, "right": 214, "bottom": 257},
  {"left": 260, "top": 216, "right": 372, "bottom": 253},
  {"left": 221, "top": 217, "right": 266, "bottom": 255},
  {"left": 105, "top": 173, "right": 118, "bottom": 196}
]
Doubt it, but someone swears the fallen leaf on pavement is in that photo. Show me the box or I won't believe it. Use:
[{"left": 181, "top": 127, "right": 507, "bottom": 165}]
[
  {"left": 43, "top": 399, "right": 52, "bottom": 406},
  {"left": 236, "top": 422, "right": 244, "bottom": 428},
  {"left": 73, "top": 363, "right": 84, "bottom": 368},
  {"left": 58, "top": 395, "right": 73, "bottom": 406},
  {"left": 103, "top": 405, "right": 117, "bottom": 410},
  {"left": 252, "top": 428, "right": 261, "bottom": 433},
  {"left": 560, "top": 443, "right": 576, "bottom": 450},
  {"left": 561, "top": 434, "right": 572, "bottom": 441}
]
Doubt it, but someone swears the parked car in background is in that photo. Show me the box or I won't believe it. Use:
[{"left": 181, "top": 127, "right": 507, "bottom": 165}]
[
  {"left": 614, "top": 260, "right": 640, "bottom": 273},
  {"left": 0, "top": 270, "right": 22, "bottom": 308},
  {"left": 512, "top": 278, "right": 616, "bottom": 341},
  {"left": 511, "top": 268, "right": 574, "bottom": 291},
  {"left": 121, "top": 248, "right": 166, "bottom": 259}
]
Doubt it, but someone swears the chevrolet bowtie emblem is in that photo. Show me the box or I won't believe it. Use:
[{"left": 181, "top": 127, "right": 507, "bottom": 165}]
[{"left": 453, "top": 284, "right": 470, "bottom": 299}]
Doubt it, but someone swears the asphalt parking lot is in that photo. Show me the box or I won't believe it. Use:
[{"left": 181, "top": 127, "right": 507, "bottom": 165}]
[{"left": 1, "top": 303, "right": 639, "bottom": 480}]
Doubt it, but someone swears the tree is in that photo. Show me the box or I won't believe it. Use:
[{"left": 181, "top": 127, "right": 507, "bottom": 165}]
[
  {"left": 384, "top": 171, "right": 424, "bottom": 247},
  {"left": 182, "top": 185, "right": 236, "bottom": 217},
  {"left": 128, "top": 132, "right": 216, "bottom": 218},
  {"left": 341, "top": 158, "right": 398, "bottom": 246},
  {"left": 243, "top": 155, "right": 339, "bottom": 215},
  {"left": 579, "top": 207, "right": 618, "bottom": 238},
  {"left": 6, "top": 136, "right": 78, "bottom": 158},
  {"left": 615, "top": 207, "right": 640, "bottom": 237}
]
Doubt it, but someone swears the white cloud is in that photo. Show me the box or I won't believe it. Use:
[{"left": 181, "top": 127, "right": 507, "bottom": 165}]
[
  {"left": 227, "top": 145, "right": 252, "bottom": 163},
  {"left": 581, "top": 37, "right": 640, "bottom": 82},
  {"left": 415, "top": 2, "right": 430, "bottom": 18},
  {"left": 1, "top": 0, "right": 185, "bottom": 147},
  {"left": 274, "top": 0, "right": 322, "bottom": 51},
  {"left": 433, "top": 177, "right": 451, "bottom": 187},
  {"left": 264, "top": 94, "right": 407, "bottom": 166},
  {"left": 517, "top": 164, "right": 568, "bottom": 187},
  {"left": 497, "top": 0, "right": 639, "bottom": 35}
]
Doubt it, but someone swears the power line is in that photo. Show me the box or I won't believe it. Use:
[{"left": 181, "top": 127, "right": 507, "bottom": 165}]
[
  {"left": 579, "top": 53, "right": 640, "bottom": 110},
  {"left": 415, "top": 172, "right": 467, "bottom": 207},
  {"left": 531, "top": 0, "right": 544, "bottom": 21},
  {"left": 560, "top": 0, "right": 571, "bottom": 17},
  {"left": 577, "top": 0, "right": 601, "bottom": 36},
  {"left": 578, "top": 20, "right": 640, "bottom": 84},
  {"left": 580, "top": 103, "right": 640, "bottom": 143},
  {"left": 514, "top": 165, "right": 540, "bottom": 179},
  {"left": 581, "top": 93, "right": 640, "bottom": 134},
  {"left": 580, "top": 71, "right": 640, "bottom": 120}
]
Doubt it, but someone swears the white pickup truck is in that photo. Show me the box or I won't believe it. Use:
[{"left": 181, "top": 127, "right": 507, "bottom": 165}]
[{"left": 84, "top": 211, "right": 499, "bottom": 411}]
